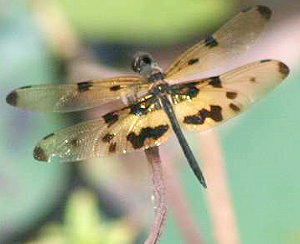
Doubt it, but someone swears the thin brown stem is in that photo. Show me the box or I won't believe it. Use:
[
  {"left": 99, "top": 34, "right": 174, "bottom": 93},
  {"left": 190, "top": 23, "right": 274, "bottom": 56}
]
[{"left": 144, "top": 147, "right": 167, "bottom": 244}]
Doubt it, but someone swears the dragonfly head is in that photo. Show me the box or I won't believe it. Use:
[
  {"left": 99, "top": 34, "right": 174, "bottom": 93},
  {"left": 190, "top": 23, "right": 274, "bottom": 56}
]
[{"left": 131, "top": 52, "right": 163, "bottom": 81}]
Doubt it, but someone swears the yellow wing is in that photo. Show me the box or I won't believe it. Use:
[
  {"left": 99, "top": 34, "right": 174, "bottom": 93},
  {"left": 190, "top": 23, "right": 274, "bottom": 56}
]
[
  {"left": 33, "top": 95, "right": 171, "bottom": 162},
  {"left": 32, "top": 60, "right": 289, "bottom": 163},
  {"left": 170, "top": 60, "right": 289, "bottom": 131},
  {"left": 6, "top": 76, "right": 150, "bottom": 112},
  {"left": 165, "top": 5, "right": 272, "bottom": 80}
]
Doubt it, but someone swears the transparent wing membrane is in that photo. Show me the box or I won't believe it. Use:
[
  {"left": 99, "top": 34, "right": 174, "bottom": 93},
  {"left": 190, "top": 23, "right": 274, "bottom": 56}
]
[{"left": 165, "top": 6, "right": 272, "bottom": 79}]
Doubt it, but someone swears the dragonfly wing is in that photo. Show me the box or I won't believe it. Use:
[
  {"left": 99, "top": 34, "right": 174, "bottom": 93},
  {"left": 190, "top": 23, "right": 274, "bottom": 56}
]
[
  {"left": 33, "top": 95, "right": 172, "bottom": 162},
  {"left": 6, "top": 76, "right": 149, "bottom": 112},
  {"left": 170, "top": 60, "right": 289, "bottom": 131},
  {"left": 165, "top": 5, "right": 272, "bottom": 79}
]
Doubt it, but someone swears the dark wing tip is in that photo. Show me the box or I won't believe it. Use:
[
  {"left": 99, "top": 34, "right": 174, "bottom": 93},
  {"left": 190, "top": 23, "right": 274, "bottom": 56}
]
[
  {"left": 278, "top": 62, "right": 290, "bottom": 78},
  {"left": 256, "top": 5, "right": 272, "bottom": 20},
  {"left": 33, "top": 146, "right": 48, "bottom": 162},
  {"left": 6, "top": 90, "right": 18, "bottom": 106}
]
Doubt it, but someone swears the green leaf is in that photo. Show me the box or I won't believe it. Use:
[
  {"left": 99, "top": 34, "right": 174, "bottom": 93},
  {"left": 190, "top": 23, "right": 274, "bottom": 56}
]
[{"left": 58, "top": 0, "right": 233, "bottom": 44}]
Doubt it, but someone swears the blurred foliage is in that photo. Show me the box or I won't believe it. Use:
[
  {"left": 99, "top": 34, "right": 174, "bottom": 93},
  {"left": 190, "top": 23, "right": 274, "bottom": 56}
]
[
  {"left": 1, "top": 0, "right": 300, "bottom": 244},
  {"left": 58, "top": 0, "right": 234, "bottom": 44},
  {"left": 0, "top": 1, "right": 70, "bottom": 242},
  {"left": 25, "top": 189, "right": 135, "bottom": 244}
]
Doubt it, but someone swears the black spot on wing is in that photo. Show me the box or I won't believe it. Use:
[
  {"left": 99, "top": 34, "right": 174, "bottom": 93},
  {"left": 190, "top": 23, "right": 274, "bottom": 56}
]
[
  {"left": 127, "top": 125, "right": 169, "bottom": 149},
  {"left": 109, "top": 142, "right": 117, "bottom": 153},
  {"left": 209, "top": 76, "right": 222, "bottom": 88},
  {"left": 78, "top": 81, "right": 93, "bottom": 92},
  {"left": 257, "top": 5, "right": 272, "bottom": 20},
  {"left": 6, "top": 91, "right": 18, "bottom": 106},
  {"left": 102, "top": 133, "right": 114, "bottom": 143},
  {"left": 129, "top": 103, "right": 148, "bottom": 116},
  {"left": 278, "top": 62, "right": 289, "bottom": 77},
  {"left": 208, "top": 106, "right": 223, "bottom": 121},
  {"left": 102, "top": 112, "right": 119, "bottom": 127},
  {"left": 183, "top": 115, "right": 203, "bottom": 124},
  {"left": 43, "top": 133, "right": 55, "bottom": 140},
  {"left": 183, "top": 105, "right": 223, "bottom": 124},
  {"left": 185, "top": 86, "right": 199, "bottom": 98},
  {"left": 188, "top": 58, "right": 199, "bottom": 65},
  {"left": 172, "top": 82, "right": 200, "bottom": 99},
  {"left": 70, "top": 138, "right": 80, "bottom": 147},
  {"left": 229, "top": 103, "right": 240, "bottom": 112},
  {"left": 33, "top": 146, "right": 48, "bottom": 161},
  {"left": 110, "top": 85, "right": 121, "bottom": 91},
  {"left": 226, "top": 92, "right": 238, "bottom": 99},
  {"left": 204, "top": 35, "right": 218, "bottom": 48}
]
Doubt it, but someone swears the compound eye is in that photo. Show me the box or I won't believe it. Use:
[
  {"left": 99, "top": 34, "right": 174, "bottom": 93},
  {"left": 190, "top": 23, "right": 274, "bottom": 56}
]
[
  {"left": 141, "top": 55, "right": 152, "bottom": 65},
  {"left": 131, "top": 53, "right": 153, "bottom": 73}
]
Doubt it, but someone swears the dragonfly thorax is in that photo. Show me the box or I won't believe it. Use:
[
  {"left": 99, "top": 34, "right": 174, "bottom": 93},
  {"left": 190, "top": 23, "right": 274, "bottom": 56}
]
[{"left": 150, "top": 82, "right": 170, "bottom": 97}]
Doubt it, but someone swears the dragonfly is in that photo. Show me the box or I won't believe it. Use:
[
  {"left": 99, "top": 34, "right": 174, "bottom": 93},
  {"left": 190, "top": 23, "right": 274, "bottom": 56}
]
[{"left": 6, "top": 5, "right": 289, "bottom": 188}]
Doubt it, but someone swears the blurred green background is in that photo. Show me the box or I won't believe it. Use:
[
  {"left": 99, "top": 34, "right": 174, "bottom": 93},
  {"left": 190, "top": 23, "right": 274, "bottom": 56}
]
[{"left": 1, "top": 0, "right": 300, "bottom": 243}]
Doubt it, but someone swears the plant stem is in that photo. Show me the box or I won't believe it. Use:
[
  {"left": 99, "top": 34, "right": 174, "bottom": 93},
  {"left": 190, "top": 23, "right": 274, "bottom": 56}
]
[{"left": 144, "top": 147, "right": 167, "bottom": 244}]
